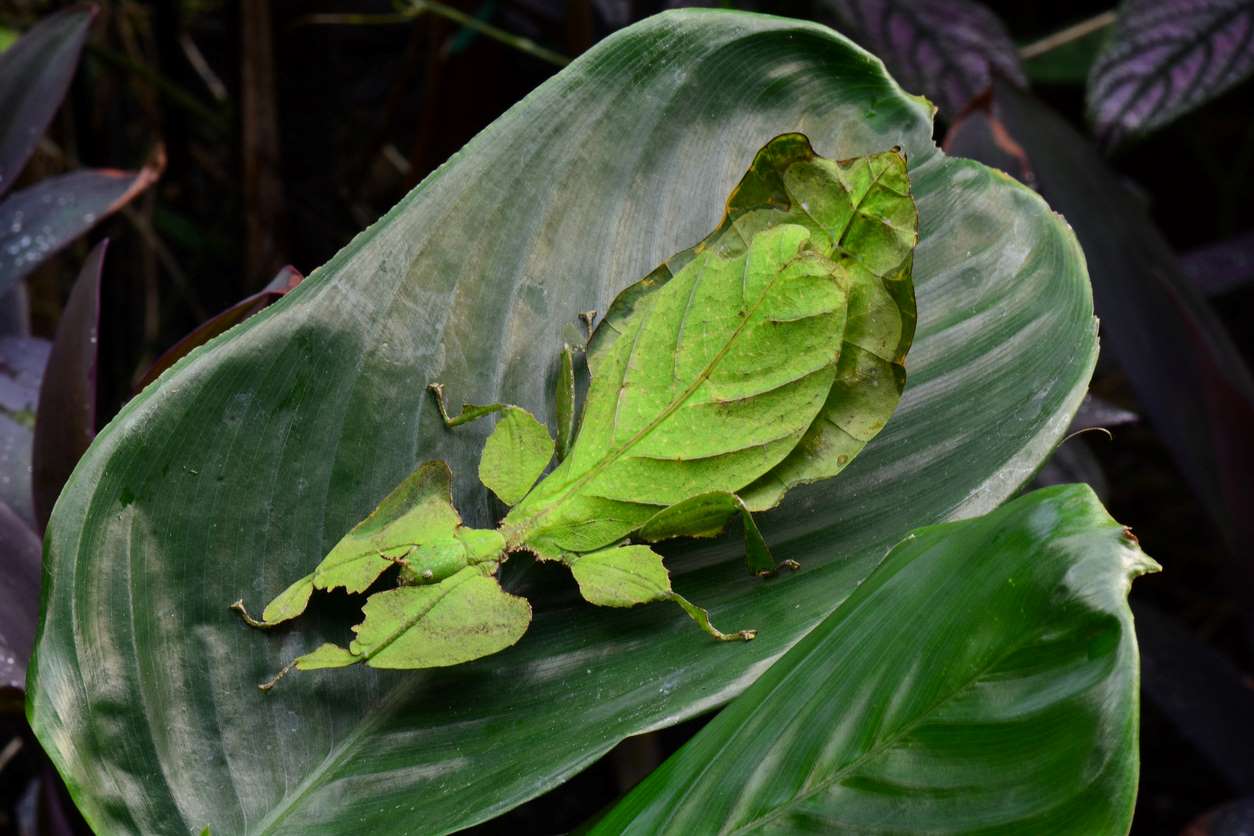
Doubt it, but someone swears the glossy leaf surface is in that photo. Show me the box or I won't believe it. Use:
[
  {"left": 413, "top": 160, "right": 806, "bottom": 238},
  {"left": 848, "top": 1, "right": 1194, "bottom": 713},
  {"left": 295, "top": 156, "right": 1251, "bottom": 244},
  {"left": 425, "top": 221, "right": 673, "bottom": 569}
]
[
  {"left": 31, "top": 239, "right": 105, "bottom": 531},
  {"left": 0, "top": 334, "right": 49, "bottom": 526},
  {"left": 0, "top": 4, "right": 94, "bottom": 198},
  {"left": 0, "top": 161, "right": 161, "bottom": 296},
  {"left": 0, "top": 499, "right": 40, "bottom": 703},
  {"left": 1088, "top": 0, "right": 1254, "bottom": 148},
  {"left": 135, "top": 265, "right": 303, "bottom": 391},
  {"left": 596, "top": 485, "right": 1156, "bottom": 834},
  {"left": 817, "top": 0, "right": 1026, "bottom": 116},
  {"left": 28, "top": 11, "right": 1095, "bottom": 834}
]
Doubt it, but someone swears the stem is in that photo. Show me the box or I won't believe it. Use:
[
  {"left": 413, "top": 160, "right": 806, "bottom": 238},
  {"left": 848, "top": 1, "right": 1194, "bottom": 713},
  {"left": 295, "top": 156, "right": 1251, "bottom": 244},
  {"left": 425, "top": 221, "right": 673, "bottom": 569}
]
[
  {"left": 87, "top": 44, "right": 226, "bottom": 129},
  {"left": 296, "top": 3, "right": 570, "bottom": 67},
  {"left": 1019, "top": 11, "right": 1117, "bottom": 60}
]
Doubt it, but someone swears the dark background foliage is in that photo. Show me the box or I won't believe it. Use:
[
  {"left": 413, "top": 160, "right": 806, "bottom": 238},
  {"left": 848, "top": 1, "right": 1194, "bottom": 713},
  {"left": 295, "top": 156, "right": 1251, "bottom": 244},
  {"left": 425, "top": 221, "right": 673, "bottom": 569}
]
[{"left": 1, "top": 0, "right": 1252, "bottom": 833}]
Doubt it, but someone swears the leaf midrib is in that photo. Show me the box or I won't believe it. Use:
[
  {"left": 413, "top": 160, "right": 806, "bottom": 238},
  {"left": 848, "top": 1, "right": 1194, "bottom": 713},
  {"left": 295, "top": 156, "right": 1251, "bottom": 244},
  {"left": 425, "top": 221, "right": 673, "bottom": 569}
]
[{"left": 721, "top": 617, "right": 1060, "bottom": 835}]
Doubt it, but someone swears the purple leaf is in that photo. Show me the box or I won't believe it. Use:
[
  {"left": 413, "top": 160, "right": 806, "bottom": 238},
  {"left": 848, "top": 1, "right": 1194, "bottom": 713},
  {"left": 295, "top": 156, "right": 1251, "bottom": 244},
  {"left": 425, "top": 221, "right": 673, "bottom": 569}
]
[
  {"left": 946, "top": 79, "right": 1254, "bottom": 571},
  {"left": 135, "top": 264, "right": 303, "bottom": 391},
  {"left": 0, "top": 335, "right": 50, "bottom": 527},
  {"left": 0, "top": 4, "right": 96, "bottom": 199},
  {"left": 1181, "top": 229, "right": 1254, "bottom": 297},
  {"left": 1088, "top": 0, "right": 1254, "bottom": 148},
  {"left": 816, "top": 0, "right": 1026, "bottom": 116},
  {"left": 0, "top": 415, "right": 35, "bottom": 527},
  {"left": 0, "top": 335, "right": 50, "bottom": 415},
  {"left": 0, "top": 498, "right": 41, "bottom": 700},
  {"left": 31, "top": 240, "right": 105, "bottom": 532},
  {"left": 0, "top": 152, "right": 163, "bottom": 297}
]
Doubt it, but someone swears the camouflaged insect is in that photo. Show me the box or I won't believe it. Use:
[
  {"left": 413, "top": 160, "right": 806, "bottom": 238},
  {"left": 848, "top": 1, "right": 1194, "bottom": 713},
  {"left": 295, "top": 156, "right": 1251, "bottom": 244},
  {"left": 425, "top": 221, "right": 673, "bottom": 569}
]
[{"left": 233, "top": 133, "right": 918, "bottom": 689}]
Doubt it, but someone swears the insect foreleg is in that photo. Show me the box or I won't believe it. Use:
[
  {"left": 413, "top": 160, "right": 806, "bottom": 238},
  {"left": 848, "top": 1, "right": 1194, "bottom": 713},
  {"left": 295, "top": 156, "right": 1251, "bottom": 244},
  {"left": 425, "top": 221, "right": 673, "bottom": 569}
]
[
  {"left": 579, "top": 310, "right": 598, "bottom": 342},
  {"left": 427, "top": 383, "right": 513, "bottom": 428},
  {"left": 555, "top": 343, "right": 575, "bottom": 461}
]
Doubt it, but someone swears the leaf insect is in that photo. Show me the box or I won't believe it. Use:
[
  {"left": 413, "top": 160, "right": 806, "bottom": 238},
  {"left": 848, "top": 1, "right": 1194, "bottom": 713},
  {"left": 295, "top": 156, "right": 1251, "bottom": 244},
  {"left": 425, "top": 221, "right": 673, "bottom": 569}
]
[{"left": 233, "top": 133, "right": 918, "bottom": 690}]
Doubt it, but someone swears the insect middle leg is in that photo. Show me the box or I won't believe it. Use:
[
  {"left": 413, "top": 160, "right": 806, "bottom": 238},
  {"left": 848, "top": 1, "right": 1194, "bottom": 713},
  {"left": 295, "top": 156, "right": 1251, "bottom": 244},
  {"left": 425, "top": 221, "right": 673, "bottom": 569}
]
[{"left": 638, "top": 491, "right": 800, "bottom": 577}]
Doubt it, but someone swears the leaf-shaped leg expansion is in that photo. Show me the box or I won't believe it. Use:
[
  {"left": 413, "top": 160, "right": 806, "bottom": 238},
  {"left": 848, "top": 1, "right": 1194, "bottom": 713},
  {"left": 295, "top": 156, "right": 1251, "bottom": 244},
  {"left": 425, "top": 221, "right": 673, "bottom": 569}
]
[
  {"left": 638, "top": 492, "right": 798, "bottom": 577},
  {"left": 426, "top": 343, "right": 574, "bottom": 468},
  {"left": 428, "top": 382, "right": 560, "bottom": 507},
  {"left": 233, "top": 460, "right": 496, "bottom": 628},
  {"left": 567, "top": 545, "right": 756, "bottom": 641},
  {"left": 258, "top": 564, "right": 532, "bottom": 690}
]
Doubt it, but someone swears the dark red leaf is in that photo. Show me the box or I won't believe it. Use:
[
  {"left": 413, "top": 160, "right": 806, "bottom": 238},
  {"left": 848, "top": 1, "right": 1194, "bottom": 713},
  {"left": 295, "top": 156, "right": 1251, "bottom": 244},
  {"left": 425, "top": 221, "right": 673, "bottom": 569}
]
[
  {"left": 816, "top": 0, "right": 1026, "bottom": 117},
  {"left": 31, "top": 240, "right": 106, "bottom": 532},
  {"left": 1089, "top": 0, "right": 1254, "bottom": 149},
  {"left": 0, "top": 4, "right": 96, "bottom": 199},
  {"left": 0, "top": 151, "right": 163, "bottom": 297},
  {"left": 0, "top": 499, "right": 41, "bottom": 701},
  {"left": 946, "top": 79, "right": 1254, "bottom": 571},
  {"left": 135, "top": 264, "right": 303, "bottom": 391}
]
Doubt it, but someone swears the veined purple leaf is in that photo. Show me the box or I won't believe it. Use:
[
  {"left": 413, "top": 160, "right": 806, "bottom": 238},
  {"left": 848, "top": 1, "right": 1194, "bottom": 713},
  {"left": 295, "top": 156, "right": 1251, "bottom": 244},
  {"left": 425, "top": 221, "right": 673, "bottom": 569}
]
[
  {"left": 946, "top": 79, "right": 1254, "bottom": 569},
  {"left": 0, "top": 152, "right": 163, "bottom": 297},
  {"left": 31, "top": 240, "right": 106, "bottom": 532},
  {"left": 1089, "top": 0, "right": 1254, "bottom": 148},
  {"left": 0, "top": 498, "right": 41, "bottom": 700},
  {"left": 135, "top": 265, "right": 303, "bottom": 391},
  {"left": 0, "top": 4, "right": 95, "bottom": 199},
  {"left": 816, "top": 0, "right": 1026, "bottom": 116}
]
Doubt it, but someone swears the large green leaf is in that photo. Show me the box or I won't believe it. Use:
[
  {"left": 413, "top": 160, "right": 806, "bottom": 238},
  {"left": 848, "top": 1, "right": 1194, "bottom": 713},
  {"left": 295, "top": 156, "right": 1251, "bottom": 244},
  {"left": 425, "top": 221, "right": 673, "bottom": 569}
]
[
  {"left": 27, "top": 10, "right": 1095, "bottom": 834},
  {"left": 594, "top": 484, "right": 1157, "bottom": 834}
]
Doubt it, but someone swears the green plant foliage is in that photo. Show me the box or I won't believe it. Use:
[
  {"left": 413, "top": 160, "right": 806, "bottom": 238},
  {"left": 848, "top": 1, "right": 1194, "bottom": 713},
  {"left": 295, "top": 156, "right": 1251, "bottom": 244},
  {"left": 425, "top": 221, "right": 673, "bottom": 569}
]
[
  {"left": 28, "top": 10, "right": 1096, "bottom": 834},
  {"left": 595, "top": 485, "right": 1157, "bottom": 834}
]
